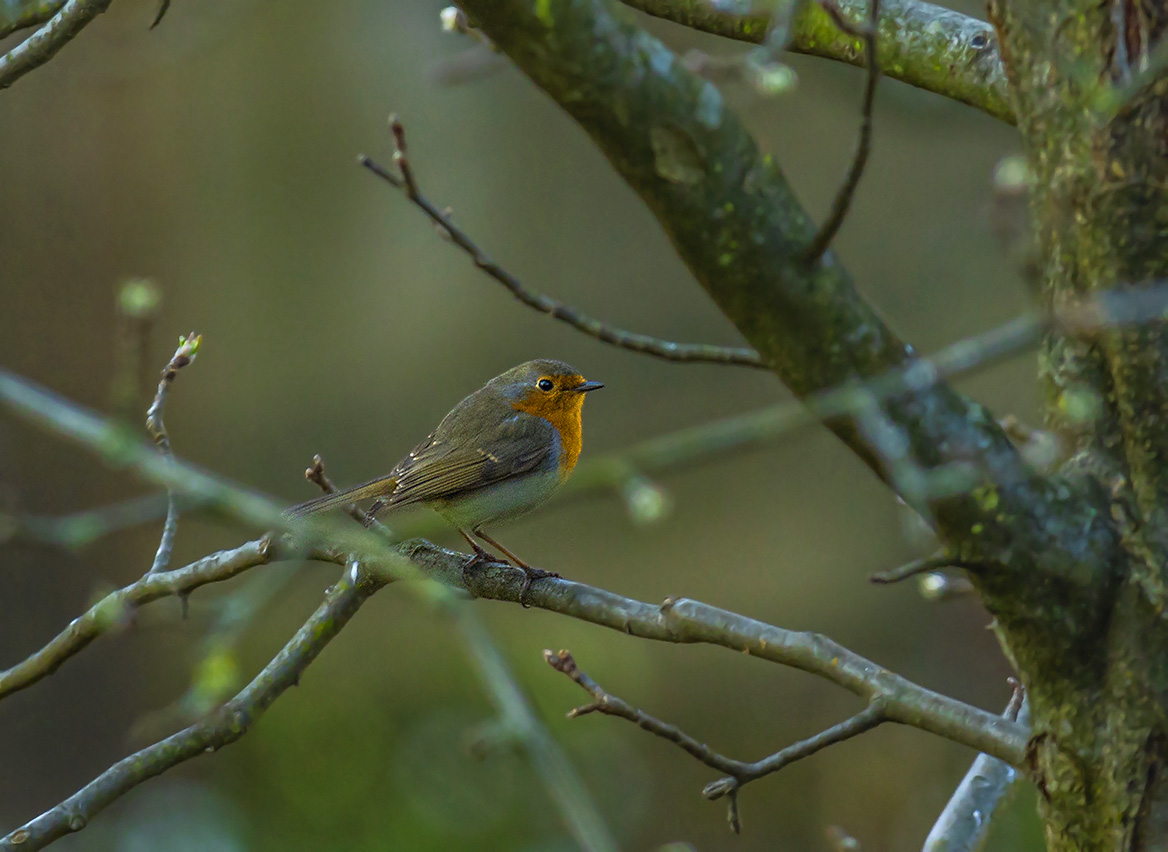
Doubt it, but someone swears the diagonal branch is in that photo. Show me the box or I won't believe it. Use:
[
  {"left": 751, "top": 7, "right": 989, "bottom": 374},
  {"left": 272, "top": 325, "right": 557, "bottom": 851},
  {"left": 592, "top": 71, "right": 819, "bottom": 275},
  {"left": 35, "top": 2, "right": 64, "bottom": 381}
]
[
  {"left": 360, "top": 118, "right": 766, "bottom": 368},
  {"left": 0, "top": 538, "right": 280, "bottom": 701},
  {"left": 546, "top": 648, "right": 885, "bottom": 832},
  {"left": 0, "top": 564, "right": 387, "bottom": 852},
  {"left": 620, "top": 0, "right": 1012, "bottom": 124},
  {"left": 0, "top": 0, "right": 113, "bottom": 90}
]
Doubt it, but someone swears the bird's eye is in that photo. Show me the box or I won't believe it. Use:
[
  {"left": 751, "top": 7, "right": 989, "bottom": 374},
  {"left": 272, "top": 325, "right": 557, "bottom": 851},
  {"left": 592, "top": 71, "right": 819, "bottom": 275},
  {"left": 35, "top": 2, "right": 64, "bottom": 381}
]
[{"left": 537, "top": 378, "right": 554, "bottom": 392}]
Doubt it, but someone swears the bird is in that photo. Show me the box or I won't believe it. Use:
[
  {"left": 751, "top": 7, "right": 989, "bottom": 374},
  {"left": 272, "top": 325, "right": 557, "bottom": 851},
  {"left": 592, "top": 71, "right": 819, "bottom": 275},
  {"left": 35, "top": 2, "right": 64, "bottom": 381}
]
[{"left": 286, "top": 359, "right": 603, "bottom": 600}]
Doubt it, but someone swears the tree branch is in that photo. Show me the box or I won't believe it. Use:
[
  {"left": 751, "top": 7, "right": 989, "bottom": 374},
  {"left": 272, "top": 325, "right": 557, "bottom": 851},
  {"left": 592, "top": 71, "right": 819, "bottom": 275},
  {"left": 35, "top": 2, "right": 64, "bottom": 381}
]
[
  {"left": 803, "top": 0, "right": 881, "bottom": 262},
  {"left": 360, "top": 119, "right": 766, "bottom": 368},
  {"left": 144, "top": 333, "right": 200, "bottom": 575},
  {"left": 0, "top": 538, "right": 278, "bottom": 702},
  {"left": 545, "top": 648, "right": 885, "bottom": 832},
  {"left": 620, "top": 0, "right": 1013, "bottom": 124},
  {"left": 0, "top": 564, "right": 387, "bottom": 852},
  {"left": 0, "top": 0, "right": 113, "bottom": 91}
]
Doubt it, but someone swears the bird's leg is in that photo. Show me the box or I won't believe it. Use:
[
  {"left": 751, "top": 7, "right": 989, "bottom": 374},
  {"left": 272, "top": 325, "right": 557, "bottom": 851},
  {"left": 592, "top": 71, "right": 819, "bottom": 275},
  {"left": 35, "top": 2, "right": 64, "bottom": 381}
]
[
  {"left": 362, "top": 498, "right": 387, "bottom": 528},
  {"left": 459, "top": 528, "right": 495, "bottom": 588},
  {"left": 474, "top": 529, "right": 559, "bottom": 607}
]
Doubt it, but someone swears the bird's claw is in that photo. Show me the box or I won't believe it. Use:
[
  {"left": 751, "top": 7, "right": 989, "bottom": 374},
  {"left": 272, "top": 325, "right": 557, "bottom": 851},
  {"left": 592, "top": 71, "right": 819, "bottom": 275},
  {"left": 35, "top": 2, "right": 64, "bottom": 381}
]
[{"left": 517, "top": 565, "right": 559, "bottom": 609}]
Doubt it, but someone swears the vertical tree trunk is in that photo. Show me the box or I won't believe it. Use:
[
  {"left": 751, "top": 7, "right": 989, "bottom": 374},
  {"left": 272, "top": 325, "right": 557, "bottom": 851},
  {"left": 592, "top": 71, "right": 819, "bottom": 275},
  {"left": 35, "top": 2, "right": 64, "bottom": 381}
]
[{"left": 992, "top": 1, "right": 1168, "bottom": 848}]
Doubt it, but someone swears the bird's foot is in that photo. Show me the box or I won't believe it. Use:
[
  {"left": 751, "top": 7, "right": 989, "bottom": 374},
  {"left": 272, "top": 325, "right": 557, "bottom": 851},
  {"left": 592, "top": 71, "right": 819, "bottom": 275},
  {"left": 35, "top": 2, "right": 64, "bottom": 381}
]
[
  {"left": 460, "top": 542, "right": 496, "bottom": 590},
  {"left": 516, "top": 565, "right": 560, "bottom": 609}
]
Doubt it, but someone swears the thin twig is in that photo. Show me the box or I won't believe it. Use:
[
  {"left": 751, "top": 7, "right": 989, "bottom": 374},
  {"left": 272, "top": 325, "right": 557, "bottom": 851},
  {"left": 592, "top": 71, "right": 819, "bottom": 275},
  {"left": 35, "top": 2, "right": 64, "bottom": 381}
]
[
  {"left": 0, "top": 0, "right": 113, "bottom": 90},
  {"left": 359, "top": 117, "right": 766, "bottom": 368},
  {"left": 804, "top": 0, "right": 882, "bottom": 262},
  {"left": 0, "top": 538, "right": 276, "bottom": 702},
  {"left": 305, "top": 454, "right": 368, "bottom": 526},
  {"left": 922, "top": 682, "right": 1029, "bottom": 852},
  {"left": 148, "top": 0, "right": 169, "bottom": 28},
  {"left": 545, "top": 649, "right": 885, "bottom": 833},
  {"left": 0, "top": 565, "right": 387, "bottom": 852},
  {"left": 870, "top": 552, "right": 983, "bottom": 584},
  {"left": 145, "top": 333, "right": 201, "bottom": 576}
]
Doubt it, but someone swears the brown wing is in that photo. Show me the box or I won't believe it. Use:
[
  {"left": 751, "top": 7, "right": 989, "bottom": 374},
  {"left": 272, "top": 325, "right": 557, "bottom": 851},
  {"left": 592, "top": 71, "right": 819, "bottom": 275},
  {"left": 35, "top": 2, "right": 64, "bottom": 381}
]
[
  {"left": 284, "top": 413, "right": 555, "bottom": 517},
  {"left": 386, "top": 414, "right": 555, "bottom": 507}
]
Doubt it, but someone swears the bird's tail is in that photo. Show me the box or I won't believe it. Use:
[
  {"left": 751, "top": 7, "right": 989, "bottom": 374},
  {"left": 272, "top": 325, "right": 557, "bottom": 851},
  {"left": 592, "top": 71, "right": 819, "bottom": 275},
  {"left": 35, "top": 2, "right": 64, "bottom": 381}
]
[{"left": 283, "top": 475, "right": 399, "bottom": 519}]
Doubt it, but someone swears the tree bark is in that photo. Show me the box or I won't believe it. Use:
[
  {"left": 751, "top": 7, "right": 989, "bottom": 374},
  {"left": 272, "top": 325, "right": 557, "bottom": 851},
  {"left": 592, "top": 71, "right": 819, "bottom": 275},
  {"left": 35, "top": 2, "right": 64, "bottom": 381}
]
[{"left": 990, "top": 0, "right": 1168, "bottom": 848}]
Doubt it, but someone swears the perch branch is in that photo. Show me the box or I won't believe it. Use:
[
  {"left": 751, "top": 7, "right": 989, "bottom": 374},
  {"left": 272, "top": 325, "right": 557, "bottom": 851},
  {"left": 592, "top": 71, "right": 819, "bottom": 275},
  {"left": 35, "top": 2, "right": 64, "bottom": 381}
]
[
  {"left": 360, "top": 118, "right": 766, "bottom": 369},
  {"left": 304, "top": 452, "right": 617, "bottom": 851},
  {"left": 619, "top": 0, "right": 1012, "bottom": 123},
  {"left": 0, "top": 565, "right": 387, "bottom": 852},
  {"left": 145, "top": 333, "right": 200, "bottom": 575},
  {"left": 545, "top": 648, "right": 884, "bottom": 832},
  {"left": 0, "top": 0, "right": 113, "bottom": 90},
  {"left": 0, "top": 368, "right": 1026, "bottom": 766},
  {"left": 804, "top": 0, "right": 881, "bottom": 262}
]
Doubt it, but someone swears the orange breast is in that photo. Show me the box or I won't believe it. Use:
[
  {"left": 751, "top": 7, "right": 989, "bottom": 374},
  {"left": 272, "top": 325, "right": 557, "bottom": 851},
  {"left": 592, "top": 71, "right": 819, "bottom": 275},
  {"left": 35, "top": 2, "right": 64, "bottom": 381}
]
[{"left": 511, "top": 390, "right": 585, "bottom": 478}]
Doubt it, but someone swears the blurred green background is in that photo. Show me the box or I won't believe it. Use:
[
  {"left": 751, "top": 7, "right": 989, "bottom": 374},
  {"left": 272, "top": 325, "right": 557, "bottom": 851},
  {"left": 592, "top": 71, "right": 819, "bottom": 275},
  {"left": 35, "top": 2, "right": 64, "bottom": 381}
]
[{"left": 0, "top": 1, "right": 1042, "bottom": 849}]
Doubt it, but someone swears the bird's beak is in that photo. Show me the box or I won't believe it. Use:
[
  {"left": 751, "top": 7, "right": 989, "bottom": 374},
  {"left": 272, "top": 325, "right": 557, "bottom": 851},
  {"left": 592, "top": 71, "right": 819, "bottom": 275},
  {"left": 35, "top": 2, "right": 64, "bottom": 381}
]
[{"left": 573, "top": 380, "right": 604, "bottom": 393}]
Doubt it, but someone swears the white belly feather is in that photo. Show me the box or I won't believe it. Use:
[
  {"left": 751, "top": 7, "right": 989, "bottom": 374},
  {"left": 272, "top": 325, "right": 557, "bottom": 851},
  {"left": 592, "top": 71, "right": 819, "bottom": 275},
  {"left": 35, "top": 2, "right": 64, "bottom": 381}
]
[{"left": 431, "top": 465, "right": 564, "bottom": 531}]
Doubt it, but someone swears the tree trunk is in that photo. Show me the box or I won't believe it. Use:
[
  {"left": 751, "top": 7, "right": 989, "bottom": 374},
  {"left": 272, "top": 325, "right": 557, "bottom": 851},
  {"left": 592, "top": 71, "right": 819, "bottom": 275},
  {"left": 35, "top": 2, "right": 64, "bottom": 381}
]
[{"left": 991, "top": 0, "right": 1168, "bottom": 848}]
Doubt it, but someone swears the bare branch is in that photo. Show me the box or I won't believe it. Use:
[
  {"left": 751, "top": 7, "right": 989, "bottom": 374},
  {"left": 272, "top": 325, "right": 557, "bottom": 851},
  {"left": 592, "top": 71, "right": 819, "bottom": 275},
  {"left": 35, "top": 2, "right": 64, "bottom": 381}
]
[
  {"left": 145, "top": 333, "right": 201, "bottom": 575},
  {"left": 0, "top": 0, "right": 114, "bottom": 91},
  {"left": 922, "top": 683, "right": 1029, "bottom": 852},
  {"left": 545, "top": 648, "right": 885, "bottom": 832},
  {"left": 359, "top": 118, "right": 766, "bottom": 369},
  {"left": 0, "top": 565, "right": 387, "bottom": 852},
  {"left": 870, "top": 552, "right": 983, "bottom": 584},
  {"left": 804, "top": 0, "right": 881, "bottom": 262},
  {"left": 304, "top": 454, "right": 368, "bottom": 526},
  {"left": 0, "top": 538, "right": 276, "bottom": 702},
  {"left": 620, "top": 0, "right": 1012, "bottom": 124}
]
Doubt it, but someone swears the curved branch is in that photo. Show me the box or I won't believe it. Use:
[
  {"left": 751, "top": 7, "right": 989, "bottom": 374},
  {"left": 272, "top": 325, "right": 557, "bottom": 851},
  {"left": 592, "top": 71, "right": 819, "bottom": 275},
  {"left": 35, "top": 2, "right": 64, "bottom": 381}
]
[
  {"left": 145, "top": 333, "right": 201, "bottom": 575},
  {"left": 546, "top": 649, "right": 885, "bottom": 832},
  {"left": 621, "top": 0, "right": 1013, "bottom": 124},
  {"left": 406, "top": 542, "right": 1028, "bottom": 765},
  {"left": 0, "top": 0, "right": 113, "bottom": 91},
  {"left": 360, "top": 126, "right": 765, "bottom": 368},
  {"left": 0, "top": 566, "right": 386, "bottom": 852}
]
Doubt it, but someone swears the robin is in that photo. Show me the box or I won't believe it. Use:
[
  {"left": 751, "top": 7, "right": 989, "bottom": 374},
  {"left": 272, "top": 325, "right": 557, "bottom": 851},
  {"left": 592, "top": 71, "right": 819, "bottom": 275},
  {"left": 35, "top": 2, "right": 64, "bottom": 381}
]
[{"left": 286, "top": 359, "right": 603, "bottom": 600}]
